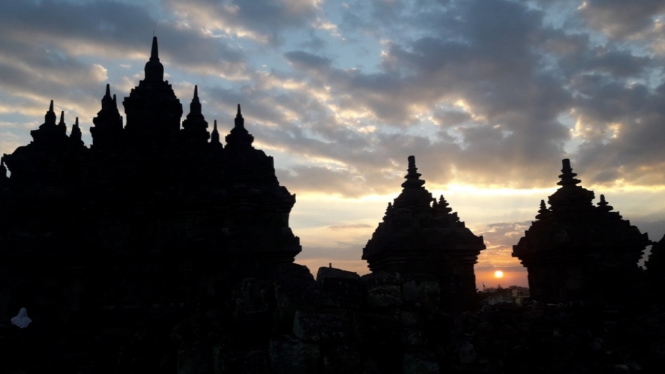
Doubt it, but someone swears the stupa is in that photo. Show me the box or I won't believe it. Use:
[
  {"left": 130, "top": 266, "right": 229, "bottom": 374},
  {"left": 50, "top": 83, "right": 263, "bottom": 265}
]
[
  {"left": 512, "top": 159, "right": 649, "bottom": 304},
  {"left": 0, "top": 37, "right": 301, "bottom": 332},
  {"left": 363, "top": 156, "right": 486, "bottom": 313}
]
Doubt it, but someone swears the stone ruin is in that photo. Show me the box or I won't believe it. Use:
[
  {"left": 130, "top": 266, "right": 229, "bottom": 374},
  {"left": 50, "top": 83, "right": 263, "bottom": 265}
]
[
  {"left": 512, "top": 159, "right": 650, "bottom": 305},
  {"left": 0, "top": 37, "right": 665, "bottom": 373},
  {"left": 0, "top": 37, "right": 301, "bottom": 369},
  {"left": 363, "top": 156, "right": 485, "bottom": 314}
]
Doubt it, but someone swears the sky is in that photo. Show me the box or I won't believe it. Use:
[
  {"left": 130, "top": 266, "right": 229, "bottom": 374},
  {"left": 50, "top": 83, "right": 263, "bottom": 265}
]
[{"left": 1, "top": 0, "right": 665, "bottom": 288}]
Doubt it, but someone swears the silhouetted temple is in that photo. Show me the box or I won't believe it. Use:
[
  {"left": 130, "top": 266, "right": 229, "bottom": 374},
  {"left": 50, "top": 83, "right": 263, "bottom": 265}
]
[
  {"left": 0, "top": 37, "right": 300, "bottom": 337},
  {"left": 363, "top": 156, "right": 485, "bottom": 313},
  {"left": 512, "top": 159, "right": 649, "bottom": 304},
  {"left": 5, "top": 37, "right": 665, "bottom": 373}
]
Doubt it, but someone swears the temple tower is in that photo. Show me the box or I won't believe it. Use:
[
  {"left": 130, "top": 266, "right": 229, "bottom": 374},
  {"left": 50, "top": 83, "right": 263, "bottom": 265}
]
[
  {"left": 512, "top": 159, "right": 649, "bottom": 304},
  {"left": 91, "top": 84, "right": 123, "bottom": 151},
  {"left": 363, "top": 156, "right": 485, "bottom": 313},
  {"left": 123, "top": 37, "right": 182, "bottom": 147},
  {"left": 180, "top": 85, "right": 210, "bottom": 146}
]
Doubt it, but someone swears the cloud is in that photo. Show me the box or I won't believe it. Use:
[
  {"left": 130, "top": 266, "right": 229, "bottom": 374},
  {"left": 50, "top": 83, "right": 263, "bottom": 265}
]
[
  {"left": 165, "top": 0, "right": 324, "bottom": 45},
  {"left": 0, "top": 0, "right": 664, "bottom": 200},
  {"left": 327, "top": 223, "right": 373, "bottom": 230},
  {"left": 284, "top": 50, "right": 332, "bottom": 70},
  {"left": 579, "top": 0, "right": 665, "bottom": 40}
]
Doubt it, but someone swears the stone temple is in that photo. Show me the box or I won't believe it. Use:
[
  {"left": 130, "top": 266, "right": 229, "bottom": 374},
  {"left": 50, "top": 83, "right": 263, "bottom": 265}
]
[
  {"left": 2, "top": 36, "right": 664, "bottom": 373},
  {"left": 0, "top": 37, "right": 300, "bottom": 337},
  {"left": 512, "top": 159, "right": 650, "bottom": 305},
  {"left": 363, "top": 156, "right": 486, "bottom": 313}
]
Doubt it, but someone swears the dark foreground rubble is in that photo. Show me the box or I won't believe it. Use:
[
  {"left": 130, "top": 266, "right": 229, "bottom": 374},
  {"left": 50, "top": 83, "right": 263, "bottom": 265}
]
[{"left": 1, "top": 264, "right": 664, "bottom": 373}]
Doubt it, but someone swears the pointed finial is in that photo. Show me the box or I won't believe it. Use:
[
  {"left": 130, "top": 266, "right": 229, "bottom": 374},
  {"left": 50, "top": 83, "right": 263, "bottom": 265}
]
[
  {"left": 558, "top": 159, "right": 581, "bottom": 187},
  {"left": 57, "top": 110, "right": 67, "bottom": 133},
  {"left": 402, "top": 155, "right": 425, "bottom": 189},
  {"left": 105, "top": 83, "right": 110, "bottom": 97},
  {"left": 194, "top": 85, "right": 199, "bottom": 100},
  {"left": 71, "top": 117, "right": 82, "bottom": 142},
  {"left": 408, "top": 155, "right": 416, "bottom": 170},
  {"left": 536, "top": 200, "right": 550, "bottom": 219},
  {"left": 150, "top": 36, "right": 159, "bottom": 60},
  {"left": 113, "top": 94, "right": 117, "bottom": 104},
  {"left": 44, "top": 100, "right": 57, "bottom": 126},
  {"left": 210, "top": 119, "right": 222, "bottom": 146},
  {"left": 597, "top": 194, "right": 613, "bottom": 211},
  {"left": 434, "top": 194, "right": 452, "bottom": 214},
  {"left": 144, "top": 36, "right": 164, "bottom": 82},
  {"left": 233, "top": 104, "right": 246, "bottom": 130}
]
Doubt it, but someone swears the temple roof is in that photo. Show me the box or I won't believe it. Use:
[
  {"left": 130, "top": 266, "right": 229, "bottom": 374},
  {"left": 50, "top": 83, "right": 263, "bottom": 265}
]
[
  {"left": 513, "top": 159, "right": 649, "bottom": 259},
  {"left": 363, "top": 156, "right": 485, "bottom": 263}
]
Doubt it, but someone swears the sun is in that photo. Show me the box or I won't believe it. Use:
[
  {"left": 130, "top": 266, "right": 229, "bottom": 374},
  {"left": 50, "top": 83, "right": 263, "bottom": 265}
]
[{"left": 494, "top": 270, "right": 504, "bottom": 278}]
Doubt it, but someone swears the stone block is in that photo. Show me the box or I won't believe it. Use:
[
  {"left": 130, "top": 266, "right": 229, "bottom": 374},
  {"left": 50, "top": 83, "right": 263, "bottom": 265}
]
[
  {"left": 361, "top": 271, "right": 402, "bottom": 287},
  {"left": 402, "top": 279, "right": 440, "bottom": 311},
  {"left": 317, "top": 267, "right": 362, "bottom": 309},
  {"left": 231, "top": 278, "right": 272, "bottom": 316},
  {"left": 402, "top": 350, "right": 439, "bottom": 374},
  {"left": 293, "top": 310, "right": 350, "bottom": 343},
  {"left": 353, "top": 312, "right": 400, "bottom": 346},
  {"left": 323, "top": 343, "right": 361, "bottom": 374},
  {"left": 273, "top": 263, "right": 316, "bottom": 327},
  {"left": 366, "top": 285, "right": 401, "bottom": 308},
  {"left": 178, "top": 347, "right": 212, "bottom": 374},
  {"left": 269, "top": 335, "right": 320, "bottom": 374},
  {"left": 458, "top": 341, "right": 476, "bottom": 364},
  {"left": 401, "top": 327, "right": 429, "bottom": 346},
  {"left": 214, "top": 349, "right": 268, "bottom": 374},
  {"left": 400, "top": 310, "right": 422, "bottom": 328}
]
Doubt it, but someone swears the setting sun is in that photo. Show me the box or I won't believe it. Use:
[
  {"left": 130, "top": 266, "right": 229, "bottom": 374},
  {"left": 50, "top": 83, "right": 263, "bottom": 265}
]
[{"left": 494, "top": 270, "right": 504, "bottom": 278}]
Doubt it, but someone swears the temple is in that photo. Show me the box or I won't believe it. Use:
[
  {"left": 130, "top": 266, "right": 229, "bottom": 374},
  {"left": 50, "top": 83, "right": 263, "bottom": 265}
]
[
  {"left": 0, "top": 37, "right": 300, "bottom": 340},
  {"left": 2, "top": 37, "right": 665, "bottom": 373},
  {"left": 512, "top": 159, "right": 649, "bottom": 305},
  {"left": 363, "top": 156, "right": 486, "bottom": 313}
]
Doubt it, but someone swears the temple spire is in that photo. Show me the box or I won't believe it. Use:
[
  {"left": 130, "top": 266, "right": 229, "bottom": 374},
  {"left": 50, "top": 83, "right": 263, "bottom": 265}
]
[
  {"left": 558, "top": 159, "right": 581, "bottom": 187},
  {"left": 234, "top": 103, "right": 244, "bottom": 128},
  {"left": 144, "top": 36, "right": 164, "bottom": 82},
  {"left": 210, "top": 119, "right": 222, "bottom": 147},
  {"left": 597, "top": 194, "right": 613, "bottom": 212},
  {"left": 188, "top": 85, "right": 202, "bottom": 115},
  {"left": 105, "top": 83, "right": 111, "bottom": 98},
  {"left": 57, "top": 111, "right": 67, "bottom": 134},
  {"left": 150, "top": 35, "right": 159, "bottom": 61},
  {"left": 181, "top": 84, "right": 209, "bottom": 144},
  {"left": 536, "top": 200, "right": 550, "bottom": 219},
  {"left": 70, "top": 117, "right": 82, "bottom": 144},
  {"left": 44, "top": 100, "right": 56, "bottom": 126},
  {"left": 401, "top": 155, "right": 425, "bottom": 189},
  {"left": 226, "top": 104, "right": 253, "bottom": 147}
]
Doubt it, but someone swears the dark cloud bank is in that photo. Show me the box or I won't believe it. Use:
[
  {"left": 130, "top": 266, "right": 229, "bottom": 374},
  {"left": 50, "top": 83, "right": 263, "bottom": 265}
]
[{"left": 0, "top": 0, "right": 664, "bottom": 197}]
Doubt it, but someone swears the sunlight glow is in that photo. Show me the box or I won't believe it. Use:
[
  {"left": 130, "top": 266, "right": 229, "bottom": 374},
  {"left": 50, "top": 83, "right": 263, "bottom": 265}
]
[{"left": 494, "top": 270, "right": 504, "bottom": 278}]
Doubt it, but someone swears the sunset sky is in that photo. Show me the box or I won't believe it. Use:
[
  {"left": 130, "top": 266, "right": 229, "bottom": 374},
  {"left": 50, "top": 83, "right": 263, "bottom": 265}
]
[{"left": 2, "top": 0, "right": 665, "bottom": 288}]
